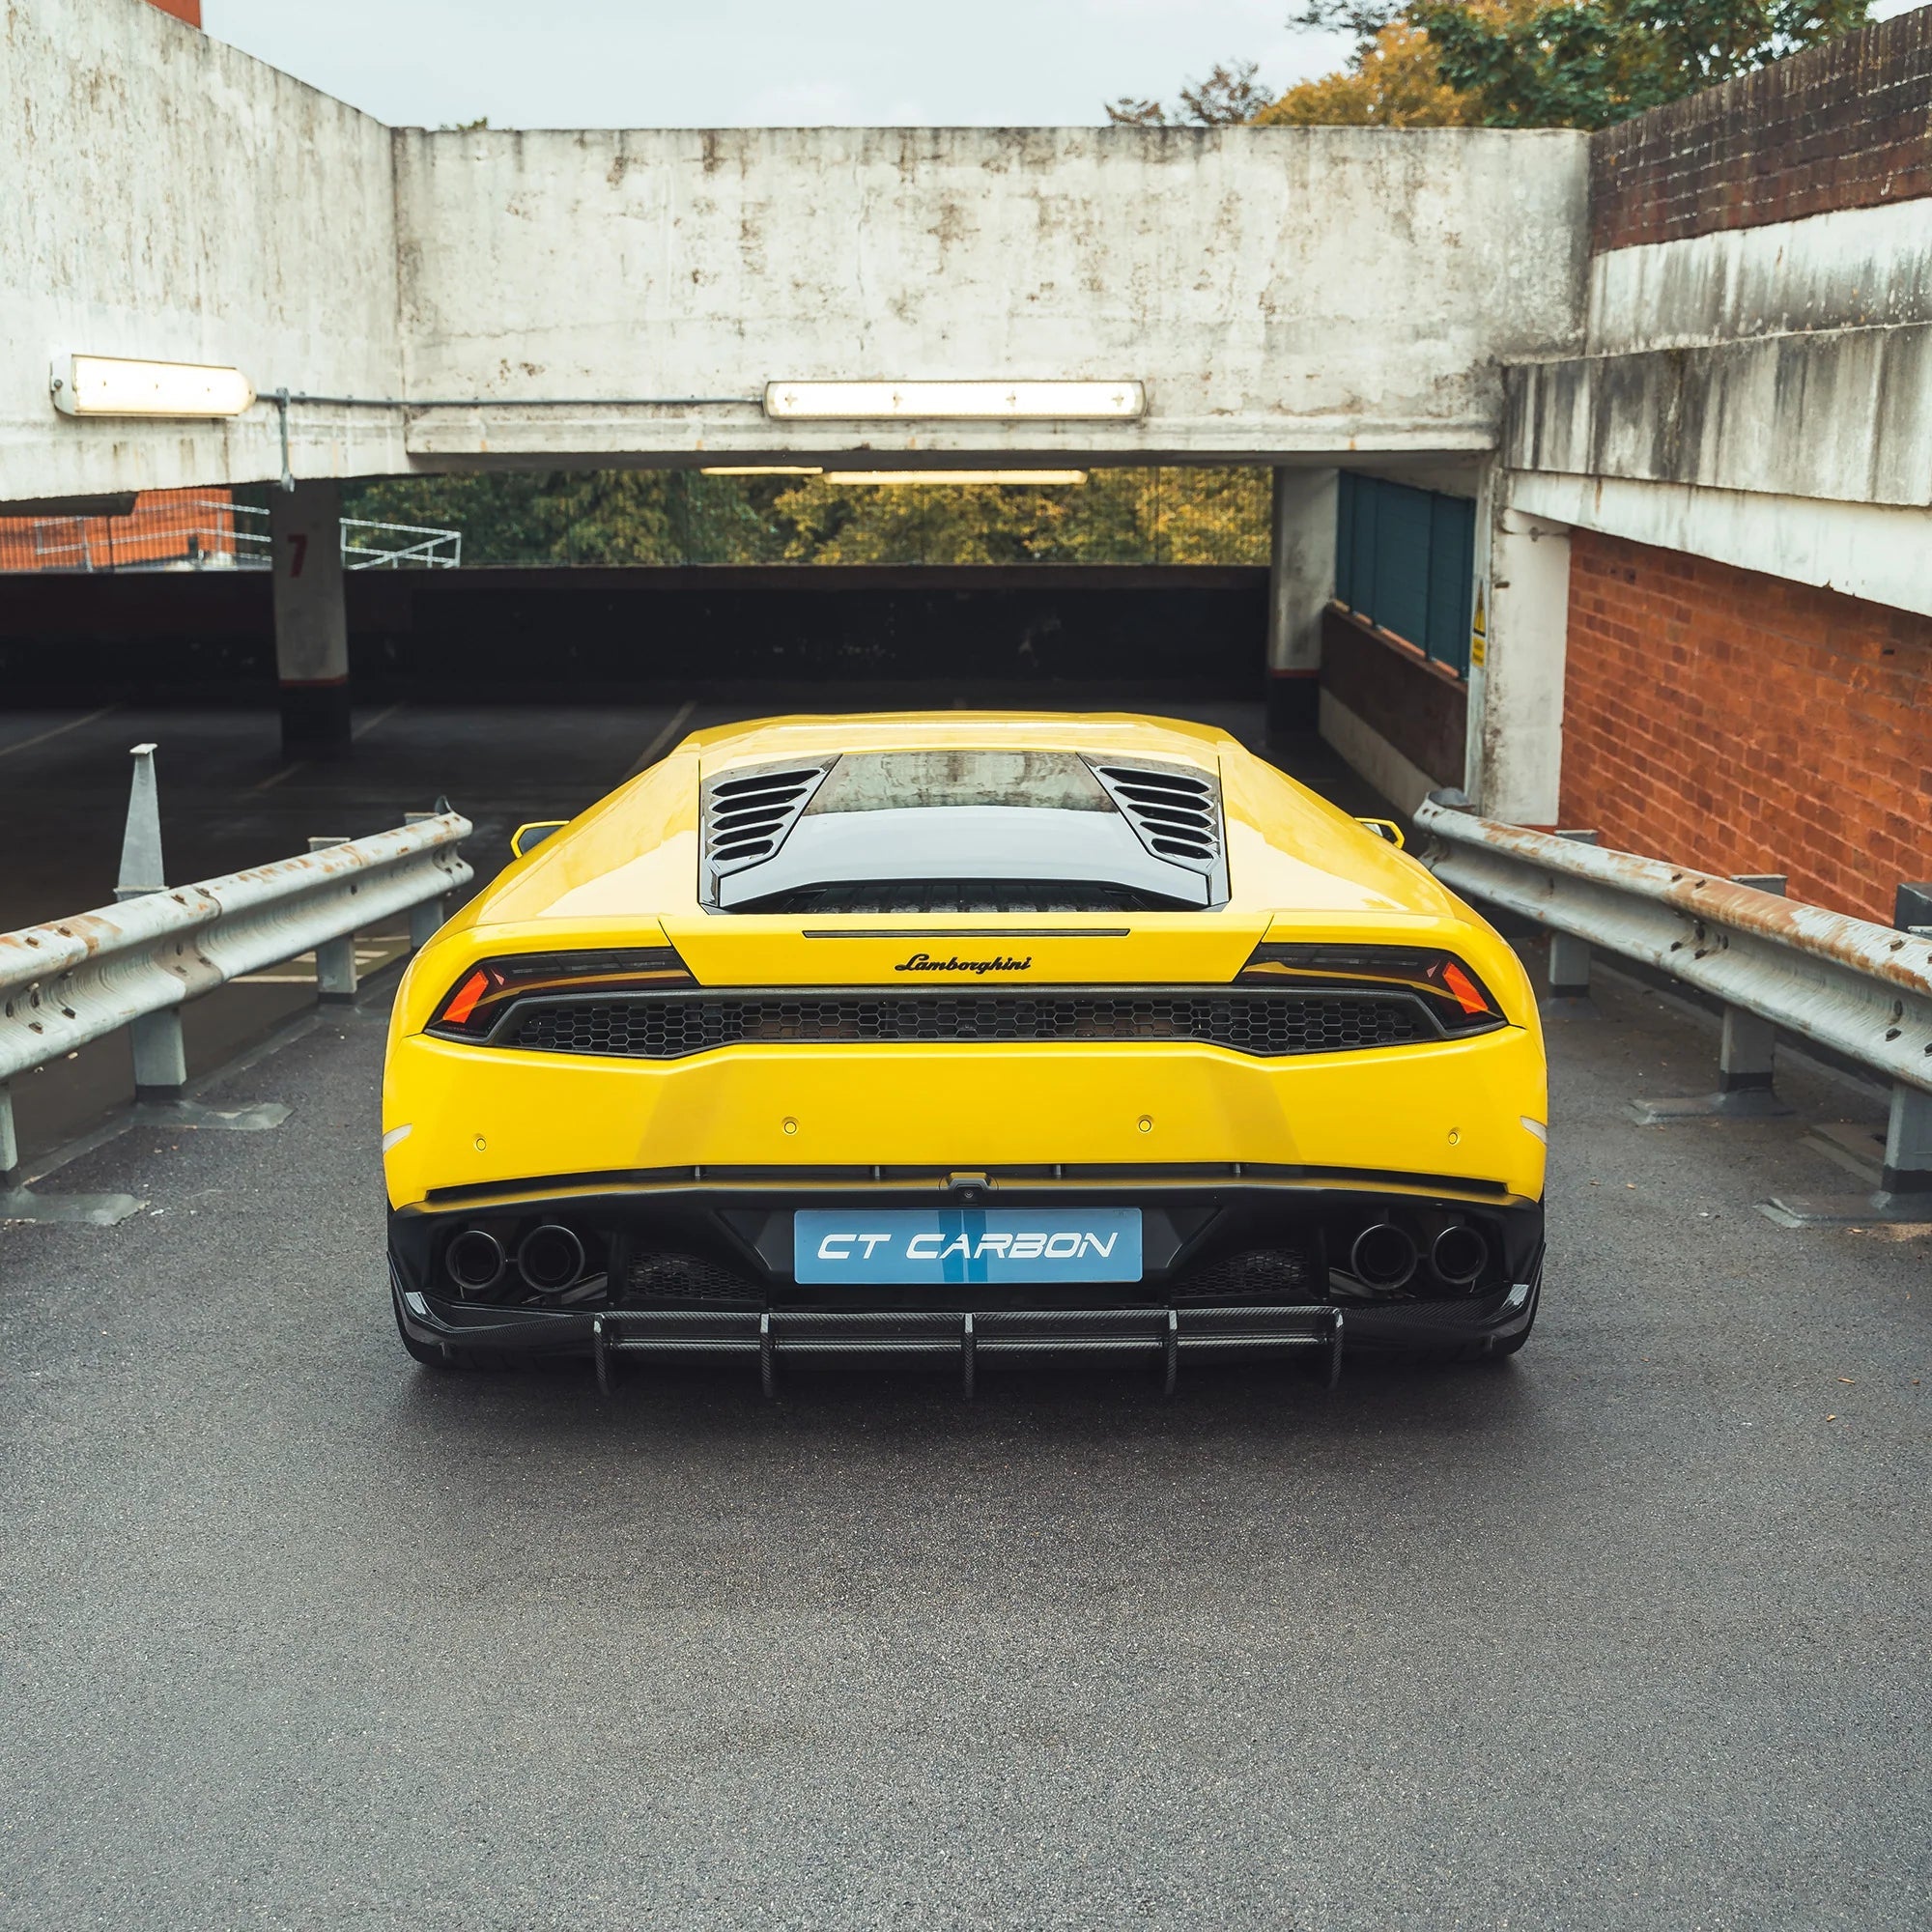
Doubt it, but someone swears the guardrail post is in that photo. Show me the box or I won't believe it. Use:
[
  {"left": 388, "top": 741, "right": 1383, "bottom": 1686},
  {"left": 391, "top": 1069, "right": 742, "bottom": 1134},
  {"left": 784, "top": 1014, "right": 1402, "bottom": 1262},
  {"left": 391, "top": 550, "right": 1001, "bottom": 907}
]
[
  {"left": 1883, "top": 884, "right": 1932, "bottom": 1198},
  {"left": 1543, "top": 831, "right": 1597, "bottom": 1010},
  {"left": 1760, "top": 880, "right": 1932, "bottom": 1227},
  {"left": 1631, "top": 874, "right": 1796, "bottom": 1124},
  {"left": 404, "top": 811, "right": 447, "bottom": 950},
  {"left": 1882, "top": 1084, "right": 1932, "bottom": 1199},
  {"left": 0, "top": 1070, "right": 144, "bottom": 1220},
  {"left": 308, "top": 838, "right": 360, "bottom": 1000}
]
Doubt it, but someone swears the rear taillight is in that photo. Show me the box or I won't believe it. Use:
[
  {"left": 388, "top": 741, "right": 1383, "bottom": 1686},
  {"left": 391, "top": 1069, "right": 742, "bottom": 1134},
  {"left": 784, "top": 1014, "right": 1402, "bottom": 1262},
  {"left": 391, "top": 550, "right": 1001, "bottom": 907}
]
[
  {"left": 426, "top": 947, "right": 695, "bottom": 1040},
  {"left": 1237, "top": 942, "right": 1505, "bottom": 1037}
]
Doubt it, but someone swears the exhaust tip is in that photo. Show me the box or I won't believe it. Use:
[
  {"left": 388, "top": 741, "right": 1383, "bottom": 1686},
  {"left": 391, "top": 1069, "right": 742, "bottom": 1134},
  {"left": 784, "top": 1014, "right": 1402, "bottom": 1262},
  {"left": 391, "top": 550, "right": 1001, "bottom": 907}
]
[
  {"left": 445, "top": 1227, "right": 506, "bottom": 1293},
  {"left": 1431, "top": 1224, "right": 1490, "bottom": 1288},
  {"left": 518, "top": 1223, "right": 586, "bottom": 1293},
  {"left": 1350, "top": 1220, "right": 1417, "bottom": 1290}
]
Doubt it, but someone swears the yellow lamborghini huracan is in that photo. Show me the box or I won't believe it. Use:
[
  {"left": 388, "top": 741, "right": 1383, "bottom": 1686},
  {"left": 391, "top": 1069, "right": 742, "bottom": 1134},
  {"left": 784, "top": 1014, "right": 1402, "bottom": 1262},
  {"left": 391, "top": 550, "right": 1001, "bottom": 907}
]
[{"left": 384, "top": 713, "right": 1546, "bottom": 1388}]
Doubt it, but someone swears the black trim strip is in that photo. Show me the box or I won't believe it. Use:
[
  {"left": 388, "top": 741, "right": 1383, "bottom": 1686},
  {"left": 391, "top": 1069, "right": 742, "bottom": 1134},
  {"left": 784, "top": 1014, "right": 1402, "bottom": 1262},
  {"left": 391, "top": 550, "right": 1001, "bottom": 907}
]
[
  {"left": 417, "top": 1160, "right": 1514, "bottom": 1209},
  {"left": 469, "top": 983, "right": 1463, "bottom": 1059}
]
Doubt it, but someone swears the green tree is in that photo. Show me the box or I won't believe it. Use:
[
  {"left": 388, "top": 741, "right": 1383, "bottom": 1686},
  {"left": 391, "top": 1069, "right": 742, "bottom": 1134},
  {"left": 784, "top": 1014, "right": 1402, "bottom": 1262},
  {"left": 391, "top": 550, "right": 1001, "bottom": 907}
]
[
  {"left": 1410, "top": 0, "right": 1871, "bottom": 128},
  {"left": 1121, "top": 0, "right": 1871, "bottom": 131}
]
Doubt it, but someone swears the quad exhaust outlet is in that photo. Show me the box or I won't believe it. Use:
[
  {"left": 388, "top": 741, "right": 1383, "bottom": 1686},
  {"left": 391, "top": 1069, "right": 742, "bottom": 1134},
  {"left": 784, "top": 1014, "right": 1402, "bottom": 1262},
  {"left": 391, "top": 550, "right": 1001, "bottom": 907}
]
[
  {"left": 518, "top": 1223, "right": 586, "bottom": 1293},
  {"left": 445, "top": 1227, "right": 506, "bottom": 1293},
  {"left": 1350, "top": 1220, "right": 1418, "bottom": 1290},
  {"left": 1430, "top": 1224, "right": 1490, "bottom": 1288}
]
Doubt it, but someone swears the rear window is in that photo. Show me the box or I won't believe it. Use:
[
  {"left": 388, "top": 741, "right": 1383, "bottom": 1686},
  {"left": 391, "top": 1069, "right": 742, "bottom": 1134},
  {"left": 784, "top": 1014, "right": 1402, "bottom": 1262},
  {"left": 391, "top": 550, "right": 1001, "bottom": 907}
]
[{"left": 801, "top": 751, "right": 1111, "bottom": 815}]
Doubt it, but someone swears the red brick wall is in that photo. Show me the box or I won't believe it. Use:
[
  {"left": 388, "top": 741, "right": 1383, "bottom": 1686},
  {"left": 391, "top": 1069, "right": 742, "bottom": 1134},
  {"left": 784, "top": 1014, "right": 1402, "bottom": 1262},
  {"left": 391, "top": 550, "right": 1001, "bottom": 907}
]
[
  {"left": 1591, "top": 10, "right": 1931, "bottom": 251},
  {"left": 1560, "top": 531, "right": 1932, "bottom": 923}
]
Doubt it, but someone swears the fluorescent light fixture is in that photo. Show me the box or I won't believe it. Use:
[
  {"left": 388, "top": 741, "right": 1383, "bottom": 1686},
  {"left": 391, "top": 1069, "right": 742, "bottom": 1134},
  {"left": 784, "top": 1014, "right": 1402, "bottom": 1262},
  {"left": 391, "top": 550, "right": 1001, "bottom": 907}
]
[
  {"left": 51, "top": 355, "right": 255, "bottom": 418},
  {"left": 698, "top": 465, "right": 824, "bottom": 476},
  {"left": 825, "top": 470, "right": 1089, "bottom": 486},
  {"left": 765, "top": 381, "right": 1144, "bottom": 421}
]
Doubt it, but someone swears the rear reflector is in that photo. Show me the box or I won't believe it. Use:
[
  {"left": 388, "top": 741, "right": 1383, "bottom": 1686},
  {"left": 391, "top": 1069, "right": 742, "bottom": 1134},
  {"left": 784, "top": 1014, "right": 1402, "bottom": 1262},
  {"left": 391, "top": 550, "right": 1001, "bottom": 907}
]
[
  {"left": 427, "top": 947, "right": 695, "bottom": 1040},
  {"left": 1238, "top": 943, "right": 1504, "bottom": 1036}
]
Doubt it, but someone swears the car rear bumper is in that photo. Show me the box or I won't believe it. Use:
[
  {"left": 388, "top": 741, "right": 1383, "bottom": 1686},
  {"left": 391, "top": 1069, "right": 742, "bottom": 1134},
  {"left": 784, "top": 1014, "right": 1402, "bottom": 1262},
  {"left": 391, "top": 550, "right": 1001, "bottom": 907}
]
[{"left": 388, "top": 1167, "right": 1543, "bottom": 1385}]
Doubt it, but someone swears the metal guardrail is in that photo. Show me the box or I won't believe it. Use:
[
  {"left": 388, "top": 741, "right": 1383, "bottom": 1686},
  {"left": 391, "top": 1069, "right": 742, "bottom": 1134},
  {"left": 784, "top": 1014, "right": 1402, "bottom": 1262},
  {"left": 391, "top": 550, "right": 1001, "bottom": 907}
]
[
  {"left": 0, "top": 746, "right": 471, "bottom": 1223},
  {"left": 1415, "top": 793, "right": 1932, "bottom": 1225}
]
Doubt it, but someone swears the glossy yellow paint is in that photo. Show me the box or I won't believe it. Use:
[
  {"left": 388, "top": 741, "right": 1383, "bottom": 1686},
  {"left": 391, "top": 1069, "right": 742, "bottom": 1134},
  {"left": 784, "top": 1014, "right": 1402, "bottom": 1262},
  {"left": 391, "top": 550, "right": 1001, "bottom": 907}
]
[
  {"left": 384, "top": 1027, "right": 1546, "bottom": 1207},
  {"left": 383, "top": 711, "right": 1548, "bottom": 1209}
]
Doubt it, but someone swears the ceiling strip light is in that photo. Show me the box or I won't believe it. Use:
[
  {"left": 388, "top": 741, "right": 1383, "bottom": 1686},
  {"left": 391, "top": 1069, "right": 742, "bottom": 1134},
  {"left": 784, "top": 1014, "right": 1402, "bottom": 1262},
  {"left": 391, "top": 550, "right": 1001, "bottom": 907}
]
[
  {"left": 51, "top": 355, "right": 256, "bottom": 418},
  {"left": 698, "top": 465, "right": 825, "bottom": 476},
  {"left": 764, "top": 381, "right": 1144, "bottom": 421},
  {"left": 824, "top": 470, "right": 1089, "bottom": 486}
]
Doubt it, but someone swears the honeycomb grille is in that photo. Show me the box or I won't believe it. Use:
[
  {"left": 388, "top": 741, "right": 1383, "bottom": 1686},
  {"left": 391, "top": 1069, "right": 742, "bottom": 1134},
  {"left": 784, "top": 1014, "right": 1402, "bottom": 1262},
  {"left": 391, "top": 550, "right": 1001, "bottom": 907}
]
[
  {"left": 624, "top": 1252, "right": 761, "bottom": 1305},
  {"left": 498, "top": 990, "right": 1434, "bottom": 1059},
  {"left": 1170, "top": 1246, "right": 1319, "bottom": 1301}
]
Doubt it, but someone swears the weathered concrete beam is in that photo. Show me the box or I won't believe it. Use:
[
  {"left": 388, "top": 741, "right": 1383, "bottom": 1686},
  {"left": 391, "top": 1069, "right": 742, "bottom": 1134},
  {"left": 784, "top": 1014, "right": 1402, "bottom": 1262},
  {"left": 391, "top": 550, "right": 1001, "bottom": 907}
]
[
  {"left": 1506, "top": 471, "right": 1932, "bottom": 618},
  {"left": 390, "top": 126, "right": 1588, "bottom": 466},
  {"left": 1585, "top": 200, "right": 1932, "bottom": 355},
  {"left": 1504, "top": 323, "right": 1932, "bottom": 509}
]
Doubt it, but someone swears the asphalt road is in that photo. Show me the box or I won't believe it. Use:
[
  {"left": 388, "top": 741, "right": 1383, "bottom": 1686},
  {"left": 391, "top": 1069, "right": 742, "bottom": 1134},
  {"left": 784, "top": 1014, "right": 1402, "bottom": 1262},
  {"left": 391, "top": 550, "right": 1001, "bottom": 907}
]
[{"left": 2, "top": 951, "right": 1926, "bottom": 1929}]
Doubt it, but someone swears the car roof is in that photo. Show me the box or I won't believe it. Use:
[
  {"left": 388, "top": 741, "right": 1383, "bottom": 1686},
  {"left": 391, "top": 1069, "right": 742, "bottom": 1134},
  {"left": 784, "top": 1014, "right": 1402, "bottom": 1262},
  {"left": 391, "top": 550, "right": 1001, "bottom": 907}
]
[{"left": 685, "top": 710, "right": 1234, "bottom": 772}]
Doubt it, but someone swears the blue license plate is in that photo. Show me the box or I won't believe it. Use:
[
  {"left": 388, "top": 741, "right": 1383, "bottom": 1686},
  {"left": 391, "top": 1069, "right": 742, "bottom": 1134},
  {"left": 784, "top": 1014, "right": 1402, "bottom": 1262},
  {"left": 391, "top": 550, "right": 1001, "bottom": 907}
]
[{"left": 794, "top": 1208, "right": 1143, "bottom": 1286}]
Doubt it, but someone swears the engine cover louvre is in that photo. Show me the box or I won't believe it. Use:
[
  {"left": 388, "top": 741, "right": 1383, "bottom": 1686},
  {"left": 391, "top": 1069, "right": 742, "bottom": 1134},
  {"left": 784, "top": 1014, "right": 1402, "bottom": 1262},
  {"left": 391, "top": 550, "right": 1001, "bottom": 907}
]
[
  {"left": 701, "top": 759, "right": 836, "bottom": 893},
  {"left": 1086, "top": 758, "right": 1228, "bottom": 903}
]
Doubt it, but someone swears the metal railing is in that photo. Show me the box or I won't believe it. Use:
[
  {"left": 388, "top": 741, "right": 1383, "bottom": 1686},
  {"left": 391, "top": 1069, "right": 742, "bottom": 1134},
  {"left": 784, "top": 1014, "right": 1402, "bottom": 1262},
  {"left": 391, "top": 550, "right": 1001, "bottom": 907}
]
[
  {"left": 0, "top": 746, "right": 471, "bottom": 1223},
  {"left": 1415, "top": 793, "right": 1932, "bottom": 1226},
  {"left": 0, "top": 495, "right": 460, "bottom": 573},
  {"left": 340, "top": 517, "right": 462, "bottom": 569}
]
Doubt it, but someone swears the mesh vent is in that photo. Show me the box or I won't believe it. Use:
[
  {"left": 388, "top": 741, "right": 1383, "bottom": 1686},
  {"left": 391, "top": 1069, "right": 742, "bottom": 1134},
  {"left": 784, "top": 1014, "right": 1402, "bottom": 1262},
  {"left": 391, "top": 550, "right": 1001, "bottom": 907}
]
[
  {"left": 1170, "top": 1247, "right": 1318, "bottom": 1302},
  {"left": 624, "top": 1251, "right": 762, "bottom": 1305},
  {"left": 500, "top": 990, "right": 1433, "bottom": 1059}
]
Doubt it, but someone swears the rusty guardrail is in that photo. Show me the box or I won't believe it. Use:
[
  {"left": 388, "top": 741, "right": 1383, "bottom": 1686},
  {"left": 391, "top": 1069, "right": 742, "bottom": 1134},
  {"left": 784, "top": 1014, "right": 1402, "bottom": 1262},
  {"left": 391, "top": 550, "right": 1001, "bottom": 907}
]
[
  {"left": 0, "top": 746, "right": 470, "bottom": 1223},
  {"left": 1415, "top": 793, "right": 1932, "bottom": 1226}
]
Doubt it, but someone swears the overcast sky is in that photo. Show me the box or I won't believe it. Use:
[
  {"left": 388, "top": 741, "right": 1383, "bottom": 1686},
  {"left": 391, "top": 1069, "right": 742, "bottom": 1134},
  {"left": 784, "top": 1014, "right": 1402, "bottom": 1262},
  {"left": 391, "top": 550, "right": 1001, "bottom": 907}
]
[
  {"left": 199, "top": 1, "right": 1359, "bottom": 129},
  {"left": 199, "top": 0, "right": 1928, "bottom": 130}
]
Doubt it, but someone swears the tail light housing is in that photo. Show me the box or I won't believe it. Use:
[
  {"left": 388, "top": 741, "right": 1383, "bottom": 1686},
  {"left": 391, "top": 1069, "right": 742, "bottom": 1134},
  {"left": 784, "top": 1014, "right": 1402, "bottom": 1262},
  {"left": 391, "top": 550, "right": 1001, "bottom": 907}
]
[
  {"left": 426, "top": 947, "right": 694, "bottom": 1041},
  {"left": 1238, "top": 942, "right": 1506, "bottom": 1037}
]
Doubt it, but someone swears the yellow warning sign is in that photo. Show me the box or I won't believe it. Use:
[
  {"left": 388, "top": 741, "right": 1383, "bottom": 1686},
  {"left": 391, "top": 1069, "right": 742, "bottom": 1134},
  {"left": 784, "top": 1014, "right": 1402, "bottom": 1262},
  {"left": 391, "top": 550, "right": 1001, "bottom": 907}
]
[{"left": 1470, "top": 586, "right": 1488, "bottom": 668}]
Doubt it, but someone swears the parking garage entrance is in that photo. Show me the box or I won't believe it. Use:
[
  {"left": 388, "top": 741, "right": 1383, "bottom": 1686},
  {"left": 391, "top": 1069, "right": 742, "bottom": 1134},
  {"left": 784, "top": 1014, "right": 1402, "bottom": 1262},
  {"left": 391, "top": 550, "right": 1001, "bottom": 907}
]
[{"left": 0, "top": 464, "right": 1481, "bottom": 778}]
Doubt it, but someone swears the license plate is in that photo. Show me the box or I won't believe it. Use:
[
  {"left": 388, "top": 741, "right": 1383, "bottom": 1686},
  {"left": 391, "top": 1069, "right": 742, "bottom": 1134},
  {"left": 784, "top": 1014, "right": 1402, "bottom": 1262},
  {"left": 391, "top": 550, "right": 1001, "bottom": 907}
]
[{"left": 794, "top": 1208, "right": 1143, "bottom": 1286}]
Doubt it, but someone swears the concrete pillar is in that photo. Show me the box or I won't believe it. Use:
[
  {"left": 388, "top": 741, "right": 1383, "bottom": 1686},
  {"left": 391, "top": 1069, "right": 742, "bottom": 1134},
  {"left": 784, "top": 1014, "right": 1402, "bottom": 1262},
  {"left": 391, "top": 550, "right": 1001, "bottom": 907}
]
[
  {"left": 270, "top": 480, "right": 351, "bottom": 754},
  {"left": 1465, "top": 487, "right": 1572, "bottom": 823},
  {"left": 1264, "top": 467, "right": 1338, "bottom": 741}
]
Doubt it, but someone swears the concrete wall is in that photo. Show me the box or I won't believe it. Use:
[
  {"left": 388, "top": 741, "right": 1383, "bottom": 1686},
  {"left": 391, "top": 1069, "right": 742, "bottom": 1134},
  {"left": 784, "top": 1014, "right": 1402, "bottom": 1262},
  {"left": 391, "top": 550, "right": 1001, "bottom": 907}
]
[
  {"left": 0, "top": 4, "right": 1593, "bottom": 503},
  {"left": 2, "top": 0, "right": 406, "bottom": 501},
  {"left": 1482, "top": 13, "right": 1932, "bottom": 873},
  {"left": 391, "top": 126, "right": 1588, "bottom": 465},
  {"left": 1497, "top": 193, "right": 1932, "bottom": 617},
  {"left": 1583, "top": 200, "right": 1932, "bottom": 355},
  {"left": 1504, "top": 11, "right": 1932, "bottom": 543}
]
